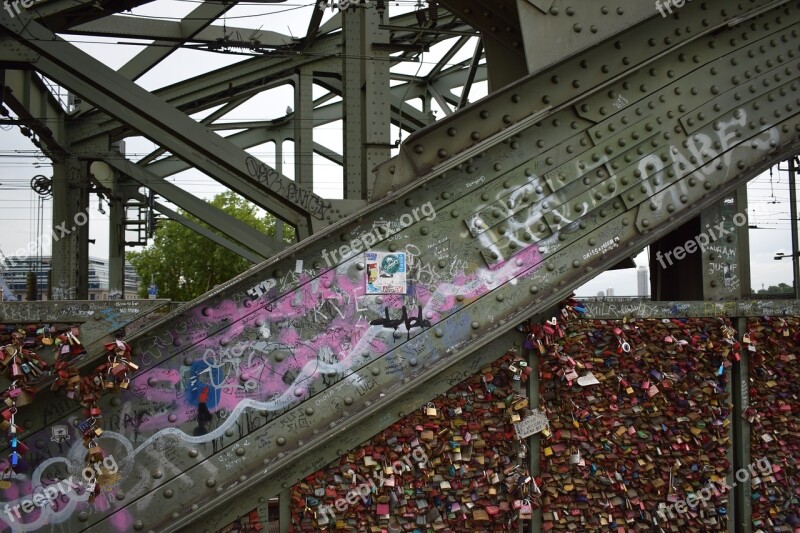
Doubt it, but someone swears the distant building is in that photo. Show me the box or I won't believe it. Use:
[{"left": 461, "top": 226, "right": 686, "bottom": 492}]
[
  {"left": 596, "top": 291, "right": 605, "bottom": 298},
  {"left": 606, "top": 288, "right": 615, "bottom": 297},
  {"left": 0, "top": 256, "right": 140, "bottom": 301},
  {"left": 637, "top": 266, "right": 650, "bottom": 298}
]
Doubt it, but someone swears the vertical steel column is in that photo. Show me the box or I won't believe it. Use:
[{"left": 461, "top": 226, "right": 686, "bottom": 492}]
[
  {"left": 108, "top": 171, "right": 125, "bottom": 298},
  {"left": 342, "top": 6, "right": 390, "bottom": 201},
  {"left": 362, "top": 6, "right": 390, "bottom": 201},
  {"left": 279, "top": 489, "right": 291, "bottom": 533},
  {"left": 51, "top": 156, "right": 89, "bottom": 300},
  {"left": 295, "top": 68, "right": 315, "bottom": 190},
  {"left": 789, "top": 157, "right": 800, "bottom": 298},
  {"left": 342, "top": 8, "right": 363, "bottom": 200},
  {"left": 735, "top": 186, "right": 752, "bottom": 297},
  {"left": 701, "top": 194, "right": 749, "bottom": 530},
  {"left": 733, "top": 316, "right": 752, "bottom": 533},
  {"left": 275, "top": 142, "right": 285, "bottom": 241},
  {"left": 527, "top": 343, "right": 541, "bottom": 533},
  {"left": 701, "top": 196, "right": 746, "bottom": 300}
]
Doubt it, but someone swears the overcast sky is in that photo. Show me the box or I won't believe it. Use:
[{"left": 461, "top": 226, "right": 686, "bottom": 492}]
[{"left": 0, "top": 0, "right": 796, "bottom": 297}]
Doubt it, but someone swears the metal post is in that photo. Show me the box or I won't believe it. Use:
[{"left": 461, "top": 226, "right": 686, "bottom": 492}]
[
  {"left": 108, "top": 171, "right": 125, "bottom": 299},
  {"left": 701, "top": 198, "right": 744, "bottom": 300},
  {"left": 295, "top": 68, "right": 314, "bottom": 190},
  {"left": 25, "top": 271, "right": 36, "bottom": 301},
  {"left": 51, "top": 157, "right": 89, "bottom": 300},
  {"left": 275, "top": 142, "right": 284, "bottom": 242},
  {"left": 790, "top": 158, "right": 800, "bottom": 299},
  {"left": 279, "top": 489, "right": 290, "bottom": 533},
  {"left": 733, "top": 317, "right": 752, "bottom": 533},
  {"left": 527, "top": 342, "right": 541, "bottom": 533},
  {"left": 735, "top": 186, "right": 752, "bottom": 296}
]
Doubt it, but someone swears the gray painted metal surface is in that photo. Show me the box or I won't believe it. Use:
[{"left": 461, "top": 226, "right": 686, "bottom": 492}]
[
  {"left": 582, "top": 298, "right": 800, "bottom": 319},
  {"left": 0, "top": 0, "right": 798, "bottom": 531}
]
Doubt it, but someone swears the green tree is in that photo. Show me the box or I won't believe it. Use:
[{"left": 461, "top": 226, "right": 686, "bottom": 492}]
[
  {"left": 756, "top": 282, "right": 793, "bottom": 295},
  {"left": 128, "top": 192, "right": 293, "bottom": 301}
]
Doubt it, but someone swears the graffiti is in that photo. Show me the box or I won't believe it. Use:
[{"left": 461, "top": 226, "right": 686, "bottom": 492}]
[
  {"left": 612, "top": 94, "right": 629, "bottom": 110},
  {"left": 583, "top": 300, "right": 684, "bottom": 319},
  {"left": 8, "top": 12, "right": 797, "bottom": 529},
  {"left": 582, "top": 237, "right": 619, "bottom": 261},
  {"left": 246, "top": 279, "right": 276, "bottom": 300},
  {"left": 244, "top": 156, "right": 331, "bottom": 219},
  {"left": 370, "top": 306, "right": 432, "bottom": 341},
  {"left": 465, "top": 176, "right": 486, "bottom": 188}
]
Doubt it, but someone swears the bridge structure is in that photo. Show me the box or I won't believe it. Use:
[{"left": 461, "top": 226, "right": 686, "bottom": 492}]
[{"left": 0, "top": 0, "right": 799, "bottom": 531}]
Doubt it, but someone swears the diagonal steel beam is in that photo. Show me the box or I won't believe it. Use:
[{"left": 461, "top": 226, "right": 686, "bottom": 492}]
[
  {"left": 129, "top": 191, "right": 263, "bottom": 263},
  {"left": 106, "top": 157, "right": 283, "bottom": 256},
  {"left": 31, "top": 0, "right": 154, "bottom": 30},
  {"left": 133, "top": 110, "right": 250, "bottom": 168},
  {"left": 302, "top": 0, "right": 327, "bottom": 51},
  {"left": 313, "top": 141, "right": 343, "bottom": 166},
  {"left": 427, "top": 82, "right": 453, "bottom": 116},
  {"left": 118, "top": 2, "right": 238, "bottom": 81},
  {"left": 458, "top": 38, "right": 483, "bottom": 109},
  {"left": 144, "top": 128, "right": 279, "bottom": 178},
  {"left": 427, "top": 35, "right": 471, "bottom": 80},
  {"left": 0, "top": 15, "right": 329, "bottom": 231}
]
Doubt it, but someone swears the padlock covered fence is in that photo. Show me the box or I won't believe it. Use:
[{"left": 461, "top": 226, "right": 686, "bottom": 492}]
[
  {"left": 746, "top": 317, "right": 800, "bottom": 532},
  {"left": 217, "top": 314, "right": 798, "bottom": 533}
]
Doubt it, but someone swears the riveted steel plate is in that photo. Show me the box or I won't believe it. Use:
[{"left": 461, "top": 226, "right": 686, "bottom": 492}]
[{"left": 1, "top": 1, "right": 798, "bottom": 532}]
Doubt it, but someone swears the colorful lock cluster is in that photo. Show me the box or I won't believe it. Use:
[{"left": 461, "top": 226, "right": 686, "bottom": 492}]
[
  {"left": 745, "top": 317, "right": 800, "bottom": 532},
  {"left": 0, "top": 327, "right": 52, "bottom": 477},
  {"left": 288, "top": 351, "right": 540, "bottom": 532},
  {"left": 538, "top": 317, "right": 738, "bottom": 531},
  {"left": 0, "top": 325, "right": 134, "bottom": 501}
]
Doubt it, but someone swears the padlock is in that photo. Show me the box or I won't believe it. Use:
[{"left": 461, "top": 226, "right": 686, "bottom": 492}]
[
  {"left": 41, "top": 327, "right": 53, "bottom": 346},
  {"left": 14, "top": 389, "right": 34, "bottom": 407},
  {"left": 87, "top": 446, "right": 104, "bottom": 463},
  {"left": 111, "top": 361, "right": 127, "bottom": 377}
]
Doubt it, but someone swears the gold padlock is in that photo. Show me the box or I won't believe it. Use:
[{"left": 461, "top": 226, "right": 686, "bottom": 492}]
[
  {"left": 14, "top": 390, "right": 34, "bottom": 408},
  {"left": 425, "top": 403, "right": 437, "bottom": 417}
]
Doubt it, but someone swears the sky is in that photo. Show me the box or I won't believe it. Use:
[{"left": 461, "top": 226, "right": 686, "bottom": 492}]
[{"left": 0, "top": 0, "right": 796, "bottom": 297}]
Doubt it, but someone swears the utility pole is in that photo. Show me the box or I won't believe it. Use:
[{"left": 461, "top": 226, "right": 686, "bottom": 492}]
[{"left": 790, "top": 157, "right": 800, "bottom": 299}]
